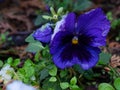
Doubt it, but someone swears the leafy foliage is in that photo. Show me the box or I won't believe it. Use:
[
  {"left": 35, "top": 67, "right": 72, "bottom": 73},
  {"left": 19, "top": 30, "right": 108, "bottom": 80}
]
[
  {"left": 44, "top": 0, "right": 92, "bottom": 12},
  {"left": 25, "top": 34, "right": 44, "bottom": 52},
  {"left": 114, "top": 78, "right": 120, "bottom": 90},
  {"left": 0, "top": 0, "right": 120, "bottom": 90},
  {"left": 107, "top": 11, "right": 120, "bottom": 41},
  {"left": 98, "top": 52, "right": 111, "bottom": 65},
  {"left": 98, "top": 83, "right": 115, "bottom": 90}
]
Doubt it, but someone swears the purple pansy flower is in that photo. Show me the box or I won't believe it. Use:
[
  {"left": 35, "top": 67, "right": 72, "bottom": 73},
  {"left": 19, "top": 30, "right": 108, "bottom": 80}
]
[
  {"left": 50, "top": 8, "right": 110, "bottom": 70},
  {"left": 33, "top": 8, "right": 110, "bottom": 70},
  {"left": 33, "top": 23, "right": 52, "bottom": 43}
]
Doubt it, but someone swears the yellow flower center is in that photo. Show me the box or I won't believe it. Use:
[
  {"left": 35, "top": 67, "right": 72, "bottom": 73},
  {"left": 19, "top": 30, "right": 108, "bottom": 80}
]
[{"left": 72, "top": 36, "right": 78, "bottom": 45}]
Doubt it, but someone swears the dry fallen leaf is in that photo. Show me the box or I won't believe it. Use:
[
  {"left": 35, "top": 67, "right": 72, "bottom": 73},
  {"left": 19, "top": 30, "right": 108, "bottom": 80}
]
[
  {"left": 110, "top": 54, "right": 120, "bottom": 68},
  {"left": 0, "top": 0, "right": 46, "bottom": 33},
  {"left": 19, "top": 0, "right": 46, "bottom": 10},
  {"left": 0, "top": 21, "right": 14, "bottom": 33}
]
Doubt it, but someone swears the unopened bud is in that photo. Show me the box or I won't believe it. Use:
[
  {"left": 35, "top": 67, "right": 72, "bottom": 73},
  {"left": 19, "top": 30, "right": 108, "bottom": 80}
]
[
  {"left": 50, "top": 7, "right": 56, "bottom": 15},
  {"left": 57, "top": 7, "right": 63, "bottom": 15}
]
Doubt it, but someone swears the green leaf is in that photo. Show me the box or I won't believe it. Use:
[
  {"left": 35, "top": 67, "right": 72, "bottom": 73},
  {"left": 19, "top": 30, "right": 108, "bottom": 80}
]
[
  {"left": 73, "top": 65, "right": 85, "bottom": 74},
  {"left": 49, "top": 77, "right": 57, "bottom": 82},
  {"left": 12, "top": 59, "right": 20, "bottom": 67},
  {"left": 98, "top": 52, "right": 111, "bottom": 65},
  {"left": 35, "top": 61, "right": 46, "bottom": 72},
  {"left": 0, "top": 60, "right": 3, "bottom": 67},
  {"left": 73, "top": 0, "right": 92, "bottom": 11},
  {"left": 42, "top": 45, "right": 50, "bottom": 58},
  {"left": 24, "top": 66, "right": 35, "bottom": 78},
  {"left": 34, "top": 15, "right": 46, "bottom": 26},
  {"left": 114, "top": 78, "right": 120, "bottom": 90},
  {"left": 16, "top": 59, "right": 35, "bottom": 83},
  {"left": 40, "top": 68, "right": 49, "bottom": 81},
  {"left": 7, "top": 57, "right": 13, "bottom": 65},
  {"left": 48, "top": 88, "right": 54, "bottom": 90},
  {"left": 26, "top": 41, "right": 44, "bottom": 53},
  {"left": 24, "top": 59, "right": 34, "bottom": 66},
  {"left": 70, "top": 76, "right": 77, "bottom": 85},
  {"left": 49, "top": 65, "right": 57, "bottom": 76},
  {"left": 23, "top": 59, "right": 35, "bottom": 78},
  {"left": 42, "top": 78, "right": 61, "bottom": 90},
  {"left": 1, "top": 33, "right": 6, "bottom": 41},
  {"left": 107, "top": 12, "right": 113, "bottom": 21},
  {"left": 98, "top": 83, "right": 115, "bottom": 90},
  {"left": 83, "top": 69, "right": 94, "bottom": 80},
  {"left": 34, "top": 51, "right": 40, "bottom": 62},
  {"left": 111, "top": 19, "right": 120, "bottom": 29},
  {"left": 25, "top": 33, "right": 36, "bottom": 43},
  {"left": 17, "top": 68, "right": 26, "bottom": 81},
  {"left": 60, "top": 82, "right": 69, "bottom": 89},
  {"left": 60, "top": 70, "right": 68, "bottom": 78},
  {"left": 70, "top": 85, "right": 82, "bottom": 90}
]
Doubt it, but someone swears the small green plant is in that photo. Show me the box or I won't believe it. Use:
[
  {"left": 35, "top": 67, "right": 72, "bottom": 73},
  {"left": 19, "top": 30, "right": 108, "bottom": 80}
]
[
  {"left": 0, "top": 32, "right": 9, "bottom": 44},
  {"left": 1, "top": 1, "right": 120, "bottom": 90},
  {"left": 107, "top": 11, "right": 120, "bottom": 41},
  {"left": 98, "top": 78, "right": 120, "bottom": 90}
]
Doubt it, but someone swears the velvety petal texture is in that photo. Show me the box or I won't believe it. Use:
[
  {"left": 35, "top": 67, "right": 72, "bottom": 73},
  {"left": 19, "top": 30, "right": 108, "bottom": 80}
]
[
  {"left": 33, "top": 23, "right": 52, "bottom": 43},
  {"left": 50, "top": 8, "right": 110, "bottom": 70},
  {"left": 51, "top": 43, "right": 100, "bottom": 69},
  {"left": 77, "top": 8, "right": 110, "bottom": 47},
  {"left": 50, "top": 30, "right": 101, "bottom": 70},
  {"left": 64, "top": 13, "right": 76, "bottom": 33},
  {"left": 52, "top": 15, "right": 67, "bottom": 39}
]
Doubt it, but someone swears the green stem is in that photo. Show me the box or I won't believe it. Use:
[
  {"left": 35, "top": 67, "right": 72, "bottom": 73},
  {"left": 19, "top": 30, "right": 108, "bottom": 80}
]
[
  {"left": 13, "top": 71, "right": 20, "bottom": 80},
  {"left": 108, "top": 65, "right": 119, "bottom": 78},
  {"left": 56, "top": 75, "right": 61, "bottom": 83}
]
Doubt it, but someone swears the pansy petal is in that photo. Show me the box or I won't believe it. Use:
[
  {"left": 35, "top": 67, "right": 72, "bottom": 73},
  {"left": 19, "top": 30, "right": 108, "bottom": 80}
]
[
  {"left": 77, "top": 8, "right": 110, "bottom": 47},
  {"left": 50, "top": 8, "right": 110, "bottom": 70},
  {"left": 51, "top": 15, "right": 66, "bottom": 39},
  {"left": 64, "top": 12, "right": 76, "bottom": 32},
  {"left": 50, "top": 27, "right": 101, "bottom": 70},
  {"left": 51, "top": 41, "right": 100, "bottom": 70},
  {"left": 78, "top": 28, "right": 107, "bottom": 46},
  {"left": 33, "top": 24, "right": 52, "bottom": 43},
  {"left": 51, "top": 44, "right": 79, "bottom": 69},
  {"left": 52, "top": 13, "right": 76, "bottom": 39},
  {"left": 60, "top": 43, "right": 100, "bottom": 70},
  {"left": 75, "top": 46, "right": 100, "bottom": 70},
  {"left": 50, "top": 31, "right": 73, "bottom": 54}
]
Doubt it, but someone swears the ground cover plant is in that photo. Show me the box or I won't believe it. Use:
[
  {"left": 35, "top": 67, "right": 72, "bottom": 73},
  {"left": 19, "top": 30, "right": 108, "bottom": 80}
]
[{"left": 0, "top": 0, "right": 120, "bottom": 90}]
